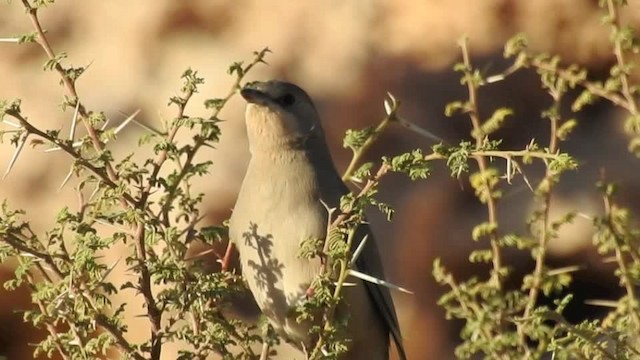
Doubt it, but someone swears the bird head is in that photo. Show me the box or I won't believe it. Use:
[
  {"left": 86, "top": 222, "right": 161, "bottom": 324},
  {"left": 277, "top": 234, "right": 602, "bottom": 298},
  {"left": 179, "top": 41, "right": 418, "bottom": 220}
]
[{"left": 241, "top": 80, "right": 323, "bottom": 152}]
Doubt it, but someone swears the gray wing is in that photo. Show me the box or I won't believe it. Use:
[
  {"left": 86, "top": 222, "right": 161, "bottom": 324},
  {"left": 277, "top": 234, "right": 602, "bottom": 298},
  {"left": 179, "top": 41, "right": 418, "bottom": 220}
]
[
  {"left": 354, "top": 225, "right": 407, "bottom": 360},
  {"left": 310, "top": 137, "right": 406, "bottom": 359},
  {"left": 322, "top": 180, "right": 407, "bottom": 359}
]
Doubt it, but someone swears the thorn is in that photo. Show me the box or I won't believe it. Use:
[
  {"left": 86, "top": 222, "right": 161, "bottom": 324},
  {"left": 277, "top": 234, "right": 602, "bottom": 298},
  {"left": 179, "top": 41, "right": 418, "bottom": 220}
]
[
  {"left": 527, "top": 138, "right": 536, "bottom": 150},
  {"left": 319, "top": 199, "right": 337, "bottom": 218},
  {"left": 395, "top": 116, "right": 444, "bottom": 143},
  {"left": 88, "top": 184, "right": 101, "bottom": 202},
  {"left": 44, "top": 139, "right": 84, "bottom": 153},
  {"left": 91, "top": 218, "right": 130, "bottom": 233},
  {"left": 350, "top": 234, "right": 369, "bottom": 264},
  {"left": 486, "top": 74, "right": 505, "bottom": 83},
  {"left": 547, "top": 265, "right": 583, "bottom": 276},
  {"left": 384, "top": 99, "right": 393, "bottom": 115},
  {"left": 486, "top": 62, "right": 522, "bottom": 84},
  {"left": 114, "top": 109, "right": 140, "bottom": 134},
  {"left": 513, "top": 161, "right": 534, "bottom": 193},
  {"left": 320, "top": 199, "right": 337, "bottom": 243},
  {"left": 100, "top": 257, "right": 121, "bottom": 282},
  {"left": 100, "top": 118, "right": 110, "bottom": 131},
  {"left": 584, "top": 299, "right": 618, "bottom": 308},
  {"left": 259, "top": 341, "right": 270, "bottom": 360},
  {"left": 0, "top": 38, "right": 20, "bottom": 43},
  {"left": 2, "top": 119, "right": 21, "bottom": 128},
  {"left": 321, "top": 347, "right": 329, "bottom": 356},
  {"left": 384, "top": 92, "right": 398, "bottom": 115},
  {"left": 506, "top": 156, "right": 512, "bottom": 184},
  {"left": 58, "top": 165, "right": 74, "bottom": 191},
  {"left": 3, "top": 133, "right": 28, "bottom": 179},
  {"left": 348, "top": 269, "right": 413, "bottom": 294},
  {"left": 576, "top": 212, "right": 593, "bottom": 221},
  {"left": 46, "top": 111, "right": 137, "bottom": 154},
  {"left": 69, "top": 101, "right": 80, "bottom": 140},
  {"left": 132, "top": 118, "right": 164, "bottom": 136}
]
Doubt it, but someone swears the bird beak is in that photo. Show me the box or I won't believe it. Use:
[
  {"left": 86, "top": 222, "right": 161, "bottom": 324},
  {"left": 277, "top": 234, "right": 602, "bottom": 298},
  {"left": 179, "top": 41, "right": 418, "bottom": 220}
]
[{"left": 240, "top": 87, "right": 271, "bottom": 105}]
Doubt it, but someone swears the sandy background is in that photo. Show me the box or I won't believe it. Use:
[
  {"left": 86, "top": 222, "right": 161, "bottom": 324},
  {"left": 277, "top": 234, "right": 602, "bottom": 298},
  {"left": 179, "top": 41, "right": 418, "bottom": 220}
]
[{"left": 2, "top": 0, "right": 640, "bottom": 359}]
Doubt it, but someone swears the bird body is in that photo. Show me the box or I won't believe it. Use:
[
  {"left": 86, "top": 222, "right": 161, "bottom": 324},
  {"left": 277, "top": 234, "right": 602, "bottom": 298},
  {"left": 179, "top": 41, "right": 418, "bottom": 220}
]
[
  {"left": 231, "top": 149, "right": 326, "bottom": 344},
  {"left": 229, "top": 80, "right": 405, "bottom": 360}
]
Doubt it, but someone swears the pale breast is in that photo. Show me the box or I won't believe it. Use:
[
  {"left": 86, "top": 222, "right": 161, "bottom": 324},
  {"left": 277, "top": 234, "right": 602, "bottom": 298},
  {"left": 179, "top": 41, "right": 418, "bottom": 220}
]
[{"left": 229, "top": 153, "right": 326, "bottom": 340}]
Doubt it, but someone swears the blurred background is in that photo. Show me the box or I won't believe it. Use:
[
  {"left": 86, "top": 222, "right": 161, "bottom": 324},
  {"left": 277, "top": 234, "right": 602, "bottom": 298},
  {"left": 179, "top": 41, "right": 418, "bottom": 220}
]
[{"left": 2, "top": 0, "right": 640, "bottom": 359}]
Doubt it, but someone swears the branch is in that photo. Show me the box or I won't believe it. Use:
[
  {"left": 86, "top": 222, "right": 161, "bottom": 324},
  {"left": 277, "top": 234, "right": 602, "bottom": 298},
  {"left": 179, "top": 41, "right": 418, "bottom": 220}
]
[
  {"left": 20, "top": 0, "right": 119, "bottom": 182},
  {"left": 459, "top": 37, "right": 503, "bottom": 289}
]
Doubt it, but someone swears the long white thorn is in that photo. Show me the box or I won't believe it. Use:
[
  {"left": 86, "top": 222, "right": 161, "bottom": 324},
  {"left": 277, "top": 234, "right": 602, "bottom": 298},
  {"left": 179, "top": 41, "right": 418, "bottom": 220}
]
[
  {"left": 3, "top": 133, "right": 28, "bottom": 179},
  {"left": 58, "top": 165, "right": 74, "bottom": 191},
  {"left": 114, "top": 110, "right": 140, "bottom": 134},
  {"left": 44, "top": 139, "right": 84, "bottom": 153},
  {"left": 69, "top": 101, "right": 80, "bottom": 140},
  {"left": 47, "top": 110, "right": 141, "bottom": 153},
  {"left": 100, "top": 118, "right": 110, "bottom": 131},
  {"left": 396, "top": 116, "right": 444, "bottom": 143},
  {"left": 506, "top": 156, "right": 512, "bottom": 184},
  {"left": 584, "top": 299, "right": 619, "bottom": 308},
  {"left": 348, "top": 269, "right": 413, "bottom": 294},
  {"left": 350, "top": 234, "right": 369, "bottom": 264},
  {"left": 132, "top": 118, "right": 163, "bottom": 135},
  {"left": 91, "top": 218, "right": 130, "bottom": 233},
  {"left": 87, "top": 183, "right": 101, "bottom": 202},
  {"left": 2, "top": 119, "right": 21, "bottom": 128},
  {"left": 384, "top": 92, "right": 398, "bottom": 115},
  {"left": 100, "top": 257, "right": 121, "bottom": 282}
]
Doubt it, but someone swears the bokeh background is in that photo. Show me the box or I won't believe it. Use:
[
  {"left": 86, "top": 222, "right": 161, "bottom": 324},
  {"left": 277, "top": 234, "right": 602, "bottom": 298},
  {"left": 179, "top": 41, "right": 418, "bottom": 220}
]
[{"left": 2, "top": 0, "right": 640, "bottom": 359}]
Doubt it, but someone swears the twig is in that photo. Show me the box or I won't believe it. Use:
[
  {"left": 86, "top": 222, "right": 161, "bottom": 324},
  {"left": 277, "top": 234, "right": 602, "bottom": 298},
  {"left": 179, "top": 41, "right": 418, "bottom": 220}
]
[
  {"left": 606, "top": 0, "right": 639, "bottom": 115},
  {"left": 22, "top": 266, "right": 71, "bottom": 360},
  {"left": 309, "top": 163, "right": 391, "bottom": 359},
  {"left": 520, "top": 82, "right": 563, "bottom": 354},
  {"left": 20, "top": 0, "right": 119, "bottom": 182},
  {"left": 158, "top": 50, "right": 270, "bottom": 227},
  {"left": 342, "top": 94, "right": 398, "bottom": 182},
  {"left": 3, "top": 131, "right": 28, "bottom": 179},
  {"left": 602, "top": 194, "right": 640, "bottom": 331},
  {"left": 5, "top": 110, "right": 137, "bottom": 205},
  {"left": 542, "top": 311, "right": 618, "bottom": 360},
  {"left": 129, "top": 51, "right": 267, "bottom": 358},
  {"left": 459, "top": 37, "right": 503, "bottom": 289},
  {"left": 442, "top": 271, "right": 507, "bottom": 360}
]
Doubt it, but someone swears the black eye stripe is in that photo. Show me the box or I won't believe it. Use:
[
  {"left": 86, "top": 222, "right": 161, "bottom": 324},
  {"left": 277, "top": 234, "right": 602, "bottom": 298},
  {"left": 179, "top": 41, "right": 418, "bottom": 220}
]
[{"left": 276, "top": 93, "right": 296, "bottom": 107}]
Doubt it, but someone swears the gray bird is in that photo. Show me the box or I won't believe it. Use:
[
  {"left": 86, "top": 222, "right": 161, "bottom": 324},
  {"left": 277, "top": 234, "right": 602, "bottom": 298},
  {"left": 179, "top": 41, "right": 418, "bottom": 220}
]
[{"left": 229, "top": 80, "right": 406, "bottom": 360}]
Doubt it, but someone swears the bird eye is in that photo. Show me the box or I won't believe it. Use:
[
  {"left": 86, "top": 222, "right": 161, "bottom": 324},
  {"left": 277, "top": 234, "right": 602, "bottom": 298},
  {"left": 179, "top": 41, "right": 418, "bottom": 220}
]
[{"left": 276, "top": 93, "right": 296, "bottom": 107}]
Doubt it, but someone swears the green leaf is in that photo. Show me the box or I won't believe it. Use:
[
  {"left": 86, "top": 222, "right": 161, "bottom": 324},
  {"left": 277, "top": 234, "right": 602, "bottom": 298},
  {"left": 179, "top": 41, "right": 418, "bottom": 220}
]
[
  {"left": 504, "top": 33, "right": 528, "bottom": 58},
  {"left": 557, "top": 119, "right": 577, "bottom": 141},
  {"left": 469, "top": 249, "right": 493, "bottom": 263},
  {"left": 471, "top": 222, "right": 497, "bottom": 241},
  {"left": 475, "top": 108, "right": 512, "bottom": 137},
  {"left": 383, "top": 149, "right": 431, "bottom": 180},
  {"left": 343, "top": 127, "right": 374, "bottom": 151}
]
